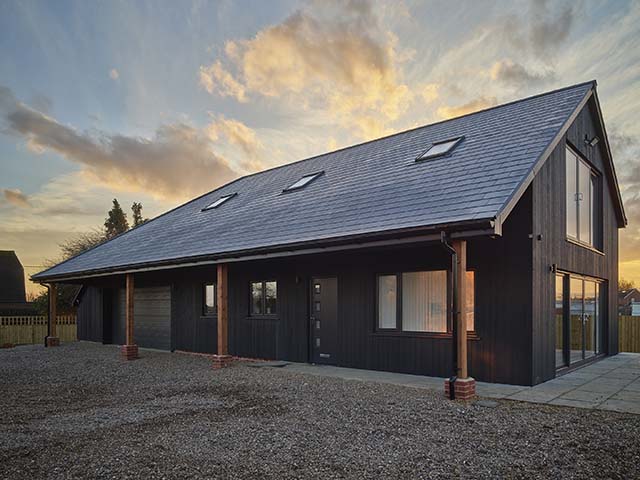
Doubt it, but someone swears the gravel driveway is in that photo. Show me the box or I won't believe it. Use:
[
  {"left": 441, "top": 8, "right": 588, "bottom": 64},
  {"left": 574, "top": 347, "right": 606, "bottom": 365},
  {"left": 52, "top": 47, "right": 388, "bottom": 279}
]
[{"left": 1, "top": 342, "right": 639, "bottom": 479}]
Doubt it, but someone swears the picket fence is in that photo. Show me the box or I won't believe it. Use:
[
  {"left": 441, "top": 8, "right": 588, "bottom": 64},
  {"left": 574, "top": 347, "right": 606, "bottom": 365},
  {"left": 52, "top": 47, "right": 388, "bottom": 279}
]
[{"left": 0, "top": 315, "right": 77, "bottom": 346}]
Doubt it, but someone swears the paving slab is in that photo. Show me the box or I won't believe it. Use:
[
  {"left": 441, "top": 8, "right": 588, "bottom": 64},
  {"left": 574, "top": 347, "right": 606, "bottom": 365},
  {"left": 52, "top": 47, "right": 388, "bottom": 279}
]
[
  {"left": 281, "top": 353, "right": 640, "bottom": 414},
  {"left": 599, "top": 399, "right": 640, "bottom": 415}
]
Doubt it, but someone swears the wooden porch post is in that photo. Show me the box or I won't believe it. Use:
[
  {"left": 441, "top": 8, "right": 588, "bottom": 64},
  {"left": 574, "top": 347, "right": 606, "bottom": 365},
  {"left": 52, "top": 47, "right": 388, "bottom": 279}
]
[
  {"left": 121, "top": 273, "right": 138, "bottom": 360},
  {"left": 444, "top": 239, "right": 476, "bottom": 400},
  {"left": 454, "top": 240, "right": 468, "bottom": 379},
  {"left": 45, "top": 283, "right": 60, "bottom": 347},
  {"left": 213, "top": 263, "right": 233, "bottom": 368}
]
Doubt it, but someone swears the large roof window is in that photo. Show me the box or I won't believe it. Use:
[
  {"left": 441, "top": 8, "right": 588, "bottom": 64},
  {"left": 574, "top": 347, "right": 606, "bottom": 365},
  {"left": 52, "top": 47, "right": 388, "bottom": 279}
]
[
  {"left": 283, "top": 171, "right": 324, "bottom": 192},
  {"left": 202, "top": 193, "right": 237, "bottom": 211},
  {"left": 416, "top": 137, "right": 463, "bottom": 161}
]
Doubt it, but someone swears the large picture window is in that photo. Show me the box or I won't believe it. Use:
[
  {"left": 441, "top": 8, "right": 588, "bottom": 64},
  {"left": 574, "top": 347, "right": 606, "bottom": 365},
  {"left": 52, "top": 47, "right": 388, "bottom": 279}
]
[
  {"left": 377, "top": 270, "right": 474, "bottom": 334},
  {"left": 250, "top": 280, "right": 277, "bottom": 316},
  {"left": 566, "top": 146, "right": 600, "bottom": 248}
]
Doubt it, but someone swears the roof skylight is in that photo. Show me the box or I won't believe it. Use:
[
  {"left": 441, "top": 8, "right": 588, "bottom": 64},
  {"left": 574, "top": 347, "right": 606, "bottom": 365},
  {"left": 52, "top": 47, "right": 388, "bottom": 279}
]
[
  {"left": 417, "top": 137, "right": 463, "bottom": 161},
  {"left": 283, "top": 171, "right": 324, "bottom": 192},
  {"left": 202, "top": 193, "right": 237, "bottom": 211}
]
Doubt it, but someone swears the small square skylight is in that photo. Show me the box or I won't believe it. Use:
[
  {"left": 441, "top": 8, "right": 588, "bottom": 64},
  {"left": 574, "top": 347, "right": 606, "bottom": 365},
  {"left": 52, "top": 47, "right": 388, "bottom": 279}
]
[
  {"left": 202, "top": 193, "right": 236, "bottom": 211},
  {"left": 283, "top": 171, "right": 324, "bottom": 192},
  {"left": 416, "top": 137, "right": 463, "bottom": 161}
]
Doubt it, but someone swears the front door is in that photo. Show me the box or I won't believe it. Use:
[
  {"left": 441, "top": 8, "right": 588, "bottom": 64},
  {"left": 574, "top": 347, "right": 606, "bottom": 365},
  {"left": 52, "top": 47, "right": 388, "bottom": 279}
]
[{"left": 311, "top": 277, "right": 338, "bottom": 365}]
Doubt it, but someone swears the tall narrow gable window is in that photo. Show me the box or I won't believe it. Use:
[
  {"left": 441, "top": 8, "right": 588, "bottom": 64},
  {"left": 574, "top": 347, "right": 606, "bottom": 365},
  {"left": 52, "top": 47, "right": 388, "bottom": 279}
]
[
  {"left": 283, "top": 171, "right": 323, "bottom": 192},
  {"left": 566, "top": 146, "right": 600, "bottom": 248}
]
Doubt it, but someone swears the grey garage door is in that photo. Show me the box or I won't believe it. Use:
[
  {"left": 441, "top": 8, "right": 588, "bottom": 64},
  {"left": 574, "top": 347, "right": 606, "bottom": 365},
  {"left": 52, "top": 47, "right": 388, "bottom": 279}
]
[{"left": 114, "top": 286, "right": 171, "bottom": 350}]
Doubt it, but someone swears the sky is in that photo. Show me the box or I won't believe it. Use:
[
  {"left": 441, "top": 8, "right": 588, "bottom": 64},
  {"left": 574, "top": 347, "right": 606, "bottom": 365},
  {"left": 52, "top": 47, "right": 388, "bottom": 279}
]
[{"left": 0, "top": 0, "right": 639, "bottom": 296}]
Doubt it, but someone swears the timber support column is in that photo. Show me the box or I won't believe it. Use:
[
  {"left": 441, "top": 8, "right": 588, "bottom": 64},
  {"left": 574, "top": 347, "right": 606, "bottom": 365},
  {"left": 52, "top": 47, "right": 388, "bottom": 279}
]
[
  {"left": 45, "top": 283, "right": 60, "bottom": 347},
  {"left": 121, "top": 273, "right": 138, "bottom": 360},
  {"left": 444, "top": 239, "right": 476, "bottom": 400},
  {"left": 212, "top": 263, "right": 233, "bottom": 369}
]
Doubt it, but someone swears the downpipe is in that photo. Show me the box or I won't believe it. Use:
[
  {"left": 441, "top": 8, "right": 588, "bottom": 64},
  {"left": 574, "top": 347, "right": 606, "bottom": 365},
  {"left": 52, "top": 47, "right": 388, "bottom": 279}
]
[{"left": 440, "top": 232, "right": 458, "bottom": 400}]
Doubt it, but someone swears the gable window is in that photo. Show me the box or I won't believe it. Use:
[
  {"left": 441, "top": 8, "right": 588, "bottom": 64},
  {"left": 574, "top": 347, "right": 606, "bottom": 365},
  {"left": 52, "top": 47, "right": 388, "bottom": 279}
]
[
  {"left": 250, "top": 280, "right": 277, "bottom": 315},
  {"left": 416, "top": 137, "right": 463, "bottom": 161},
  {"left": 202, "top": 193, "right": 237, "bottom": 211},
  {"left": 377, "top": 270, "right": 474, "bottom": 333},
  {"left": 566, "top": 146, "right": 600, "bottom": 248},
  {"left": 203, "top": 283, "right": 217, "bottom": 316},
  {"left": 283, "top": 171, "right": 323, "bottom": 192}
]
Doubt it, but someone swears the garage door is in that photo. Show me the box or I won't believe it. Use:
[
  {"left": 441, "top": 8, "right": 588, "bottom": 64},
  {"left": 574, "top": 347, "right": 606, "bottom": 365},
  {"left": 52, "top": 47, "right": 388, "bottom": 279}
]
[
  {"left": 134, "top": 286, "right": 171, "bottom": 350},
  {"left": 113, "top": 286, "right": 172, "bottom": 350}
]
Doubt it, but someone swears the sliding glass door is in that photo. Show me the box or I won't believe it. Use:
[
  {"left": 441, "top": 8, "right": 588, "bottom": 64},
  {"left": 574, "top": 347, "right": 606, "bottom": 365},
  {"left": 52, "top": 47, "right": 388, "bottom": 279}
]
[{"left": 555, "top": 273, "right": 603, "bottom": 369}]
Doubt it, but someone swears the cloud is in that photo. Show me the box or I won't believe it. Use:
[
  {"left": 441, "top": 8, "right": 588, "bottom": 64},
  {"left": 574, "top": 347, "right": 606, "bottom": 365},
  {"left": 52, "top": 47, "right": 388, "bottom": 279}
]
[
  {"left": 420, "top": 83, "right": 440, "bottom": 104},
  {"left": 205, "top": 114, "right": 264, "bottom": 171},
  {"left": 500, "top": 0, "right": 576, "bottom": 58},
  {"left": 436, "top": 96, "right": 498, "bottom": 120},
  {"left": 489, "top": 59, "right": 555, "bottom": 87},
  {"left": 198, "top": 0, "right": 411, "bottom": 140},
  {"left": 3, "top": 189, "right": 31, "bottom": 208},
  {"left": 0, "top": 86, "right": 239, "bottom": 200},
  {"left": 610, "top": 130, "right": 640, "bottom": 262},
  {"left": 199, "top": 61, "right": 247, "bottom": 102},
  {"left": 109, "top": 68, "right": 119, "bottom": 80}
]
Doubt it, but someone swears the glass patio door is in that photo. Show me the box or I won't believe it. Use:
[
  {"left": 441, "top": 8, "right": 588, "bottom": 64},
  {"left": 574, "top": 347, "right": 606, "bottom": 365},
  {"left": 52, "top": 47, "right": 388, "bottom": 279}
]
[
  {"left": 569, "top": 278, "right": 585, "bottom": 365},
  {"left": 555, "top": 273, "right": 603, "bottom": 370}
]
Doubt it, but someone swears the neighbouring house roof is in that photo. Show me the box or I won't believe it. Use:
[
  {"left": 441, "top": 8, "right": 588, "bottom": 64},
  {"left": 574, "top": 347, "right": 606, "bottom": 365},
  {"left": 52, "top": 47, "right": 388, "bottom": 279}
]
[
  {"left": 0, "top": 250, "right": 27, "bottom": 302},
  {"left": 619, "top": 288, "right": 640, "bottom": 306},
  {"left": 33, "top": 81, "right": 627, "bottom": 282}
]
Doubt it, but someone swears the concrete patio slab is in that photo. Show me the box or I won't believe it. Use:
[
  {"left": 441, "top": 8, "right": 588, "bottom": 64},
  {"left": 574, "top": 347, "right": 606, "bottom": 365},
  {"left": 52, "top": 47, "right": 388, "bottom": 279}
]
[{"left": 278, "top": 352, "right": 640, "bottom": 414}]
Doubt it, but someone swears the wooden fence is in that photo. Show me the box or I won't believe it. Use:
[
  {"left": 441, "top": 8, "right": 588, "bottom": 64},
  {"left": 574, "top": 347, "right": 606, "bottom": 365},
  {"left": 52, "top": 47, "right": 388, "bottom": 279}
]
[
  {"left": 0, "top": 316, "right": 77, "bottom": 346},
  {"left": 619, "top": 315, "right": 640, "bottom": 353}
]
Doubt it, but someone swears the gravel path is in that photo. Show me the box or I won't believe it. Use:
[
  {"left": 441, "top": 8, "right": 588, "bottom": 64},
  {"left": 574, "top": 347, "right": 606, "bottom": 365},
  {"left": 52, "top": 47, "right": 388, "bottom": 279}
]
[{"left": 1, "top": 342, "right": 639, "bottom": 479}]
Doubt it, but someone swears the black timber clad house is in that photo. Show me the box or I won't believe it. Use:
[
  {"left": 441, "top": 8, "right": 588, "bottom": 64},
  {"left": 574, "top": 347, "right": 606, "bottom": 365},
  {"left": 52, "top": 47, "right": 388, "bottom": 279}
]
[
  {"left": 33, "top": 81, "right": 626, "bottom": 386},
  {"left": 0, "top": 250, "right": 36, "bottom": 315}
]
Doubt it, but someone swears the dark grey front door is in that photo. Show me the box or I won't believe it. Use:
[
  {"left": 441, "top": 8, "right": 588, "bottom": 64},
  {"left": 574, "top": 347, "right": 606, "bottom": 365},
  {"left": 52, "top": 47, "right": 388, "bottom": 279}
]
[{"left": 311, "top": 277, "right": 338, "bottom": 365}]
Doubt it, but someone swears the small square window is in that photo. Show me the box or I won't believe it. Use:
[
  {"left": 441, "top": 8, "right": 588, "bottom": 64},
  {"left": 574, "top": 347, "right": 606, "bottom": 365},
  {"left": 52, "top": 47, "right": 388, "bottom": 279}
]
[
  {"left": 283, "top": 171, "right": 324, "bottom": 192},
  {"left": 416, "top": 137, "right": 463, "bottom": 161},
  {"left": 250, "top": 280, "right": 278, "bottom": 316}
]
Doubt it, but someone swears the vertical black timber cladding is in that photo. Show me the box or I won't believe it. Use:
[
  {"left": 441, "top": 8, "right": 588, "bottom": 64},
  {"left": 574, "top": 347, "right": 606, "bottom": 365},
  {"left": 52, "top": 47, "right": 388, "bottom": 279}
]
[
  {"left": 172, "top": 277, "right": 217, "bottom": 354},
  {"left": 76, "top": 286, "right": 104, "bottom": 342},
  {"left": 531, "top": 98, "right": 620, "bottom": 384},
  {"left": 226, "top": 230, "right": 533, "bottom": 384}
]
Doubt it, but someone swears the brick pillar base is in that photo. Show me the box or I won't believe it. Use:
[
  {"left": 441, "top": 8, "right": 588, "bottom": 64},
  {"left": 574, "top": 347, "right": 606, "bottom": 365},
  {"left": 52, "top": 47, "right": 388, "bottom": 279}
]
[
  {"left": 212, "top": 354, "right": 234, "bottom": 369},
  {"left": 444, "top": 377, "right": 476, "bottom": 401},
  {"left": 121, "top": 344, "right": 139, "bottom": 360},
  {"left": 45, "top": 336, "right": 60, "bottom": 347}
]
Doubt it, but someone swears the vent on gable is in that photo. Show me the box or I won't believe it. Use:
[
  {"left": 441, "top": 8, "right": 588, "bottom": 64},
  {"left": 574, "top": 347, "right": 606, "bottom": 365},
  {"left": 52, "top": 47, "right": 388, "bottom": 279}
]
[
  {"left": 283, "top": 171, "right": 324, "bottom": 192},
  {"left": 202, "top": 193, "right": 237, "bottom": 211},
  {"left": 416, "top": 136, "right": 464, "bottom": 161}
]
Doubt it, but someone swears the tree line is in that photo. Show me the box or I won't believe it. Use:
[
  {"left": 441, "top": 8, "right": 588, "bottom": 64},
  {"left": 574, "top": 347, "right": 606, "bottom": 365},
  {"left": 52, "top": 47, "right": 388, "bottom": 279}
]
[{"left": 32, "top": 199, "right": 148, "bottom": 314}]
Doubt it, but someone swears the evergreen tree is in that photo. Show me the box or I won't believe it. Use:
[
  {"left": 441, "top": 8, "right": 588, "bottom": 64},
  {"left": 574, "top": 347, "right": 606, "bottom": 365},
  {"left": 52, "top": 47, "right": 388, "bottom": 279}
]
[
  {"left": 104, "top": 198, "right": 129, "bottom": 238},
  {"left": 131, "top": 202, "right": 148, "bottom": 227}
]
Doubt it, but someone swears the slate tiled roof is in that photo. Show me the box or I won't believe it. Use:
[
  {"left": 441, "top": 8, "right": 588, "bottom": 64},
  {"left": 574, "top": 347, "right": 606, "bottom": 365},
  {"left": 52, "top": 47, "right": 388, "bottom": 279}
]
[{"left": 34, "top": 81, "right": 595, "bottom": 280}]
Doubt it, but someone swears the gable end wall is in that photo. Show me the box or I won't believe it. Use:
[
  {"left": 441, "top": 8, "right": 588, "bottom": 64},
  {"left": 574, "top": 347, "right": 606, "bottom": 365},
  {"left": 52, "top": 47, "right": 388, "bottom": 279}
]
[{"left": 531, "top": 99, "right": 620, "bottom": 385}]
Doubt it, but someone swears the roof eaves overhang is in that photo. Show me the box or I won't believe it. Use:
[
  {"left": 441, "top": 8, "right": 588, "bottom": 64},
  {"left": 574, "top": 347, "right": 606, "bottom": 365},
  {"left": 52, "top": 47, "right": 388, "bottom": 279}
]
[{"left": 31, "top": 218, "right": 499, "bottom": 283}]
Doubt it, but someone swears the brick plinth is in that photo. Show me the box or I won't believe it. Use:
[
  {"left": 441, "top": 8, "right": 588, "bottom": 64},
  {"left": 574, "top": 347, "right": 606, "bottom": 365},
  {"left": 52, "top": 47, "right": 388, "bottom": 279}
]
[
  {"left": 121, "top": 344, "right": 139, "bottom": 360},
  {"left": 444, "top": 377, "right": 476, "bottom": 401},
  {"left": 212, "top": 354, "right": 234, "bottom": 369},
  {"left": 45, "top": 336, "right": 60, "bottom": 347}
]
